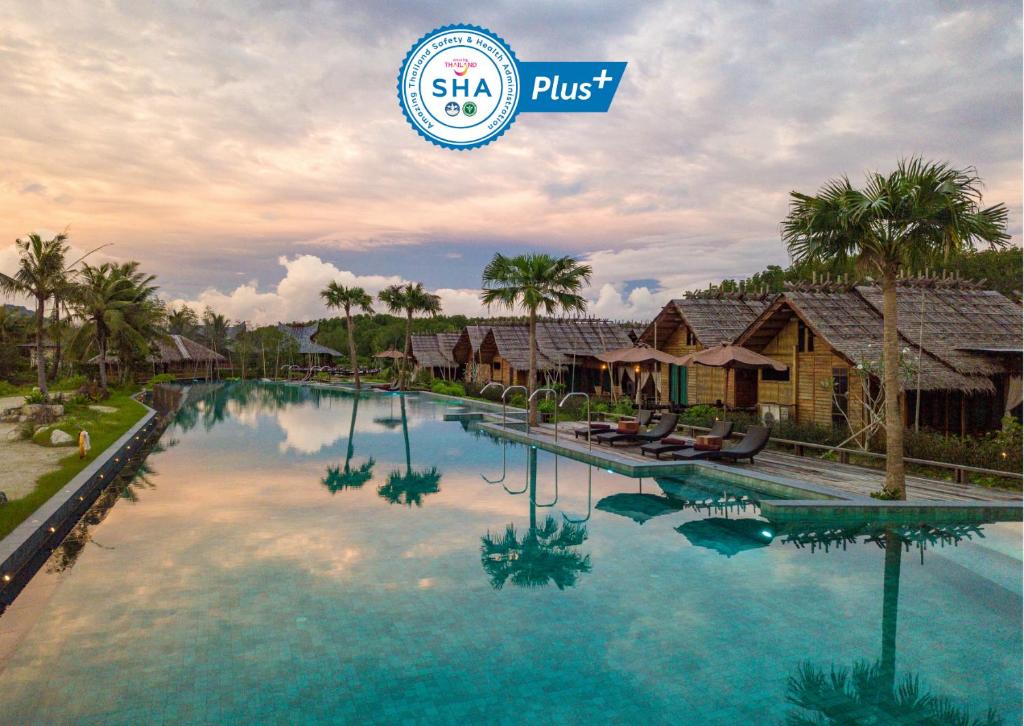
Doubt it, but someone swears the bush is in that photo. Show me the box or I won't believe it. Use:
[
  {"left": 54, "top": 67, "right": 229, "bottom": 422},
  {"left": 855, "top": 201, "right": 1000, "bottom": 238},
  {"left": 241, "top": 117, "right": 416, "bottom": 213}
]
[
  {"left": 24, "top": 387, "right": 46, "bottom": 404},
  {"left": 902, "top": 417, "right": 1022, "bottom": 473},
  {"left": 314, "top": 372, "right": 331, "bottom": 382},
  {"left": 75, "top": 381, "right": 109, "bottom": 402},
  {"left": 144, "top": 373, "right": 177, "bottom": 390},
  {"left": 430, "top": 380, "right": 465, "bottom": 397},
  {"left": 53, "top": 375, "right": 88, "bottom": 391}
]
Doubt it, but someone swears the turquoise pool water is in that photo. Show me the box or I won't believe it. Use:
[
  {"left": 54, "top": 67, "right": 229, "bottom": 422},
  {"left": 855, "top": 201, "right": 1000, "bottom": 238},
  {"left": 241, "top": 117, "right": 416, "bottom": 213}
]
[{"left": 0, "top": 382, "right": 1020, "bottom": 724}]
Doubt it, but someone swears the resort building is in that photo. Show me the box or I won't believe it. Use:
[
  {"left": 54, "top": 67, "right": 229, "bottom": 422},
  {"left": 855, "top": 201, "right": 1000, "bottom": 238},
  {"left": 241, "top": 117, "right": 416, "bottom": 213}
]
[
  {"left": 410, "top": 332, "right": 462, "bottom": 380},
  {"left": 457, "top": 320, "right": 633, "bottom": 394},
  {"left": 89, "top": 334, "right": 226, "bottom": 380},
  {"left": 277, "top": 322, "right": 343, "bottom": 366},
  {"left": 735, "top": 280, "right": 1023, "bottom": 435},
  {"left": 639, "top": 294, "right": 772, "bottom": 407}
]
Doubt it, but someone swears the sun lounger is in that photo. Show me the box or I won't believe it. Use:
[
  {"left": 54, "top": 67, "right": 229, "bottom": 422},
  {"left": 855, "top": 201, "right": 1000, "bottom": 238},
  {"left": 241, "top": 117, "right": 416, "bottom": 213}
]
[
  {"left": 573, "top": 409, "right": 651, "bottom": 439},
  {"left": 640, "top": 420, "right": 734, "bottom": 459},
  {"left": 595, "top": 413, "right": 679, "bottom": 447},
  {"left": 670, "top": 425, "right": 771, "bottom": 464}
]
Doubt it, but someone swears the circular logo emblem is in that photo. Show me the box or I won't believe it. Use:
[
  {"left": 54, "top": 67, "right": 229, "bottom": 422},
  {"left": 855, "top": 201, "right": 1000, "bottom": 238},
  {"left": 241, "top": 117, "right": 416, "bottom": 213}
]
[{"left": 397, "top": 24, "right": 521, "bottom": 150}]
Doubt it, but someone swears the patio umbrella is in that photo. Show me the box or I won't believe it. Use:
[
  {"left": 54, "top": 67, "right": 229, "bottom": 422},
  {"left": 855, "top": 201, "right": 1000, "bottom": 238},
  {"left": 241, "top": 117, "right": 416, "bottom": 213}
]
[
  {"left": 595, "top": 343, "right": 689, "bottom": 405},
  {"left": 677, "top": 343, "right": 787, "bottom": 411},
  {"left": 596, "top": 493, "right": 685, "bottom": 525},
  {"left": 675, "top": 517, "right": 774, "bottom": 557},
  {"left": 374, "top": 349, "right": 406, "bottom": 359}
]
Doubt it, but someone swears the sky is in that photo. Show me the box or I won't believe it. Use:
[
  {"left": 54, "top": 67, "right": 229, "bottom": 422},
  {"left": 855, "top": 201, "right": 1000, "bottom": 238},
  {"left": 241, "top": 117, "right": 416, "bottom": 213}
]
[{"left": 1, "top": 0, "right": 1021, "bottom": 324}]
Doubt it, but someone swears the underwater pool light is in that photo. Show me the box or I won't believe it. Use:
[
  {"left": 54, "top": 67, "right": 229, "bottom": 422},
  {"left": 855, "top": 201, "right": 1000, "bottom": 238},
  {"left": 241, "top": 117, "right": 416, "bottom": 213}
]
[{"left": 760, "top": 530, "right": 773, "bottom": 538}]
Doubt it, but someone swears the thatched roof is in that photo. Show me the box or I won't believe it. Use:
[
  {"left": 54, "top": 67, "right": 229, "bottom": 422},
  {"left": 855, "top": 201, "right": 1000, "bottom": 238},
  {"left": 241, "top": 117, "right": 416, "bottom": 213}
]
[
  {"left": 737, "top": 289, "right": 1001, "bottom": 393},
  {"left": 640, "top": 296, "right": 771, "bottom": 348},
  {"left": 88, "top": 334, "right": 226, "bottom": 365},
  {"left": 277, "top": 322, "right": 343, "bottom": 357},
  {"left": 452, "top": 325, "right": 491, "bottom": 364},
  {"left": 410, "top": 333, "right": 459, "bottom": 369},
  {"left": 475, "top": 319, "right": 633, "bottom": 370},
  {"left": 855, "top": 283, "right": 1021, "bottom": 378}
]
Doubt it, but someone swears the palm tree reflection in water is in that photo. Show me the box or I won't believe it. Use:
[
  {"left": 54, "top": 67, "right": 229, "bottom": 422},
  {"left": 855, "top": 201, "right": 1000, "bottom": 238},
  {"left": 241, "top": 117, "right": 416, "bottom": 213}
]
[
  {"left": 321, "top": 393, "right": 375, "bottom": 493},
  {"left": 780, "top": 523, "right": 1004, "bottom": 726},
  {"left": 480, "top": 447, "right": 592, "bottom": 590},
  {"left": 377, "top": 395, "right": 442, "bottom": 507}
]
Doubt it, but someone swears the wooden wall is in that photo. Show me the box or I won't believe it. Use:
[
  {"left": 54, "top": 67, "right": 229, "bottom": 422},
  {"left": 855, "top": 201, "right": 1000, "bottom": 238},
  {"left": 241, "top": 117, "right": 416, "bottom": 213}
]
[
  {"left": 757, "top": 317, "right": 866, "bottom": 434},
  {"left": 656, "top": 324, "right": 730, "bottom": 406}
]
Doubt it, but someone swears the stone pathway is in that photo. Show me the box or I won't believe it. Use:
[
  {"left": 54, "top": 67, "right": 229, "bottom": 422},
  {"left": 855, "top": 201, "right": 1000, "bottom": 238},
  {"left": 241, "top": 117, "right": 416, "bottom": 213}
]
[{"left": 0, "top": 423, "right": 68, "bottom": 500}]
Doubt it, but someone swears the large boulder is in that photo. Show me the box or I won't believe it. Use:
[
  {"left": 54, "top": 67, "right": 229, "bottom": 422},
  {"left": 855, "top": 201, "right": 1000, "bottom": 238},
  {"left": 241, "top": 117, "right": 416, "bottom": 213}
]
[
  {"left": 50, "top": 429, "right": 75, "bottom": 446},
  {"left": 22, "top": 403, "right": 64, "bottom": 418}
]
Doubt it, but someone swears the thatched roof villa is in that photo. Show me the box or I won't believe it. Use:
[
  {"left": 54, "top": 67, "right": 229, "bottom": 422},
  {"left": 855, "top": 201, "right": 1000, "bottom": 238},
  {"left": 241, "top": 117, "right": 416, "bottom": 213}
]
[
  {"left": 735, "top": 279, "right": 1022, "bottom": 435},
  {"left": 277, "top": 322, "right": 343, "bottom": 364},
  {"left": 410, "top": 332, "right": 461, "bottom": 379},
  {"left": 639, "top": 293, "right": 773, "bottom": 407},
  {"left": 89, "top": 334, "right": 227, "bottom": 380}
]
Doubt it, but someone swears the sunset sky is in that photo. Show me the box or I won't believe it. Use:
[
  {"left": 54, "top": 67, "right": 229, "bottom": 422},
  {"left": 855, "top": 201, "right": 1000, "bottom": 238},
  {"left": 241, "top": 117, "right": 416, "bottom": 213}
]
[{"left": 1, "top": 1, "right": 1020, "bottom": 324}]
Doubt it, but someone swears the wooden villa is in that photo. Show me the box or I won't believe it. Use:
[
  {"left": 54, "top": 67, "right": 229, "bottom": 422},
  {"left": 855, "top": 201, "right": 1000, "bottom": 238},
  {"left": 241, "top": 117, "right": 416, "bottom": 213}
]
[
  {"left": 639, "top": 294, "right": 772, "bottom": 407},
  {"left": 458, "top": 320, "right": 633, "bottom": 394},
  {"left": 410, "top": 332, "right": 462, "bottom": 380},
  {"left": 89, "top": 334, "right": 227, "bottom": 380},
  {"left": 735, "top": 279, "right": 1022, "bottom": 435}
]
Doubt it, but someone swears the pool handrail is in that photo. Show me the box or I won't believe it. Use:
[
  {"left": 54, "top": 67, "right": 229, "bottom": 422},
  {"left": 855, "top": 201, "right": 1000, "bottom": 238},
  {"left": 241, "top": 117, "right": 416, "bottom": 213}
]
[
  {"left": 501, "top": 385, "right": 528, "bottom": 429},
  {"left": 481, "top": 441, "right": 507, "bottom": 485},
  {"left": 563, "top": 465, "right": 593, "bottom": 524},
  {"left": 527, "top": 388, "right": 556, "bottom": 434},
  {"left": 533, "top": 455, "right": 559, "bottom": 508}
]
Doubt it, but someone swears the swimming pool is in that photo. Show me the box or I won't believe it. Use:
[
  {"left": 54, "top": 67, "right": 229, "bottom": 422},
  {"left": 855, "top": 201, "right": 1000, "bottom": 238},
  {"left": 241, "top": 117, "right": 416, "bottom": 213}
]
[{"left": 0, "top": 382, "right": 1020, "bottom": 724}]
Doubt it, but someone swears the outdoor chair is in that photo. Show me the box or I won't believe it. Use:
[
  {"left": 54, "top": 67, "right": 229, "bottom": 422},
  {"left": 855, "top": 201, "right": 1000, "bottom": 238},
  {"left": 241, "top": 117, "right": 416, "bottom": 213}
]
[
  {"left": 594, "top": 413, "right": 679, "bottom": 447},
  {"left": 640, "top": 420, "right": 734, "bottom": 459},
  {"left": 670, "top": 425, "right": 771, "bottom": 464},
  {"left": 574, "top": 408, "right": 652, "bottom": 439}
]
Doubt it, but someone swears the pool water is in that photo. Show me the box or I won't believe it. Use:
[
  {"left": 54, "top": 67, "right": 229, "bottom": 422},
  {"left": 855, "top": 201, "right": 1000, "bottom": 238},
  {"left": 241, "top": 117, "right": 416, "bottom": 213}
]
[{"left": 0, "top": 382, "right": 1020, "bottom": 724}]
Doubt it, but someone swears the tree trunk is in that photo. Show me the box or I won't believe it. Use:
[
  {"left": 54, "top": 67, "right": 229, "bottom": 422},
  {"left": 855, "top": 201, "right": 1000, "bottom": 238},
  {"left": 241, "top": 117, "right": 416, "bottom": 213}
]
[
  {"left": 881, "top": 267, "right": 906, "bottom": 498},
  {"left": 98, "top": 335, "right": 109, "bottom": 389},
  {"left": 35, "top": 295, "right": 48, "bottom": 394},
  {"left": 49, "top": 297, "right": 62, "bottom": 381},
  {"left": 528, "top": 309, "right": 538, "bottom": 425},
  {"left": 346, "top": 309, "right": 360, "bottom": 389},
  {"left": 402, "top": 311, "right": 413, "bottom": 390}
]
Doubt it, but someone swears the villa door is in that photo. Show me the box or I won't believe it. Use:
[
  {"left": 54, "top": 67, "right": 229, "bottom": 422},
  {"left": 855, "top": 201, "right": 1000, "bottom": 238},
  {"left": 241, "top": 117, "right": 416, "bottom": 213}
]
[{"left": 669, "top": 364, "right": 688, "bottom": 405}]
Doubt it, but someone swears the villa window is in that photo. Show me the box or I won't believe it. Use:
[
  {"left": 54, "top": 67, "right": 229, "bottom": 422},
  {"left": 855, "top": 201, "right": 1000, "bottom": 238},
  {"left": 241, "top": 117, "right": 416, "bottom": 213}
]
[
  {"left": 492, "top": 361, "right": 501, "bottom": 371},
  {"left": 685, "top": 329, "right": 697, "bottom": 346},
  {"left": 831, "top": 367, "right": 849, "bottom": 427},
  {"left": 762, "top": 367, "right": 790, "bottom": 382},
  {"left": 797, "top": 321, "right": 815, "bottom": 353}
]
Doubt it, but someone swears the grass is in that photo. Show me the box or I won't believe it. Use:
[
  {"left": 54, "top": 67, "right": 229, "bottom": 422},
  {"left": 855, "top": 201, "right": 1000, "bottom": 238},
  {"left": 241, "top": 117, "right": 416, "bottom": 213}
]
[{"left": 0, "top": 388, "right": 148, "bottom": 540}]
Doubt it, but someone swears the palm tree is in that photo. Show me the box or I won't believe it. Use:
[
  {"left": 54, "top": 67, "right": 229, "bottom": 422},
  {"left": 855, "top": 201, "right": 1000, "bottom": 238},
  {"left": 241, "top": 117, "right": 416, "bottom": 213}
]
[
  {"left": 378, "top": 282, "right": 441, "bottom": 390},
  {"left": 71, "top": 262, "right": 155, "bottom": 389},
  {"left": 167, "top": 305, "right": 199, "bottom": 336},
  {"left": 781, "top": 158, "right": 1009, "bottom": 498},
  {"left": 201, "top": 308, "right": 230, "bottom": 355},
  {"left": 481, "top": 253, "right": 592, "bottom": 424},
  {"left": 0, "top": 233, "right": 69, "bottom": 394},
  {"left": 321, "top": 282, "right": 374, "bottom": 389}
]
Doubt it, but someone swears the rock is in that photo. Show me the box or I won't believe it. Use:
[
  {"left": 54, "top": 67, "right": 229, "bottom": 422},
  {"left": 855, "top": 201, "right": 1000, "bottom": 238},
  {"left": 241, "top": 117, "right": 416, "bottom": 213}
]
[
  {"left": 5, "top": 429, "right": 21, "bottom": 442},
  {"left": 22, "top": 403, "right": 64, "bottom": 418},
  {"left": 50, "top": 429, "right": 74, "bottom": 446},
  {"left": 0, "top": 491, "right": 7, "bottom": 505},
  {"left": 88, "top": 405, "right": 117, "bottom": 414}
]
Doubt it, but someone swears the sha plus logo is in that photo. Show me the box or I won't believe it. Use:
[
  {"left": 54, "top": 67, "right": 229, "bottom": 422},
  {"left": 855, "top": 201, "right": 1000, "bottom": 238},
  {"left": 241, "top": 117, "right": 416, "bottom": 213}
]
[{"left": 397, "top": 24, "right": 626, "bottom": 150}]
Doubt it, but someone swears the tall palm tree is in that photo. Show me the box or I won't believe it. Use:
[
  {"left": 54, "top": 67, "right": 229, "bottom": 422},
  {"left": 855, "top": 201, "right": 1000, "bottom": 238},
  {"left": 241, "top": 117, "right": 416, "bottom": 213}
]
[
  {"left": 378, "top": 282, "right": 441, "bottom": 390},
  {"left": 481, "top": 253, "right": 592, "bottom": 425},
  {"left": 781, "top": 158, "right": 1008, "bottom": 498},
  {"left": 321, "top": 282, "right": 374, "bottom": 389},
  {"left": 108, "top": 262, "right": 162, "bottom": 384},
  {"left": 201, "top": 308, "right": 230, "bottom": 355},
  {"left": 0, "top": 233, "right": 69, "bottom": 394}
]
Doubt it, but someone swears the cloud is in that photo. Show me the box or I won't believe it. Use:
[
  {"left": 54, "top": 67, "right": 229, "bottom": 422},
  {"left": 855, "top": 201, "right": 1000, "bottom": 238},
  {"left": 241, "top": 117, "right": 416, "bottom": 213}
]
[{"left": 0, "top": 0, "right": 1018, "bottom": 308}]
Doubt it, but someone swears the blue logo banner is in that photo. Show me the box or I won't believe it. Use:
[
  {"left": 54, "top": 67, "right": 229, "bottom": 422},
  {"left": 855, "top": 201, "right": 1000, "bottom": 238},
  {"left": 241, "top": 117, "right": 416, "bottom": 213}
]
[{"left": 518, "top": 62, "right": 627, "bottom": 113}]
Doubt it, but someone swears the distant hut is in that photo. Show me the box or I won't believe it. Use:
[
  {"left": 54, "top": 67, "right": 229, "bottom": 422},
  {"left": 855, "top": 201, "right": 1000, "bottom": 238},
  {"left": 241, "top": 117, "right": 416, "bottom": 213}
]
[
  {"left": 410, "top": 332, "right": 462, "bottom": 380},
  {"left": 89, "top": 334, "right": 226, "bottom": 381},
  {"left": 452, "top": 325, "right": 492, "bottom": 383},
  {"left": 736, "top": 279, "right": 1022, "bottom": 435},
  {"left": 640, "top": 294, "right": 771, "bottom": 408},
  {"left": 277, "top": 322, "right": 343, "bottom": 367}
]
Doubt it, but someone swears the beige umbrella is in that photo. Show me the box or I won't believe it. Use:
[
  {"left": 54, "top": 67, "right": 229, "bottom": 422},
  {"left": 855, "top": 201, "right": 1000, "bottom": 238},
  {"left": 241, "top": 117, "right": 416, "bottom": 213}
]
[
  {"left": 678, "top": 344, "right": 787, "bottom": 411},
  {"left": 596, "top": 343, "right": 690, "bottom": 405},
  {"left": 374, "top": 349, "right": 406, "bottom": 359}
]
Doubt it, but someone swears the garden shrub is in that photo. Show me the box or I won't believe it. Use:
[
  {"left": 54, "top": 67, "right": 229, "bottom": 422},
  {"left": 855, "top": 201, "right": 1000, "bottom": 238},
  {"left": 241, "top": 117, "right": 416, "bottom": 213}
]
[
  {"left": 144, "top": 373, "right": 177, "bottom": 390},
  {"left": 430, "top": 380, "right": 465, "bottom": 397},
  {"left": 24, "top": 387, "right": 46, "bottom": 404},
  {"left": 53, "top": 374, "right": 88, "bottom": 391}
]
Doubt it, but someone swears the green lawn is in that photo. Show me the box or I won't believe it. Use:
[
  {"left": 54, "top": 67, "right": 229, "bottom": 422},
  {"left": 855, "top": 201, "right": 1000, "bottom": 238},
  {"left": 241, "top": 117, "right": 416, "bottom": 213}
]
[{"left": 0, "top": 389, "right": 148, "bottom": 540}]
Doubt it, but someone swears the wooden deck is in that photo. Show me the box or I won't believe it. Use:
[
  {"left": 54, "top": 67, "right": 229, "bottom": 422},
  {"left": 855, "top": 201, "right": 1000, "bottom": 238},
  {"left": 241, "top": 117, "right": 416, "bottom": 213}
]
[{"left": 526, "top": 422, "right": 1022, "bottom": 504}]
